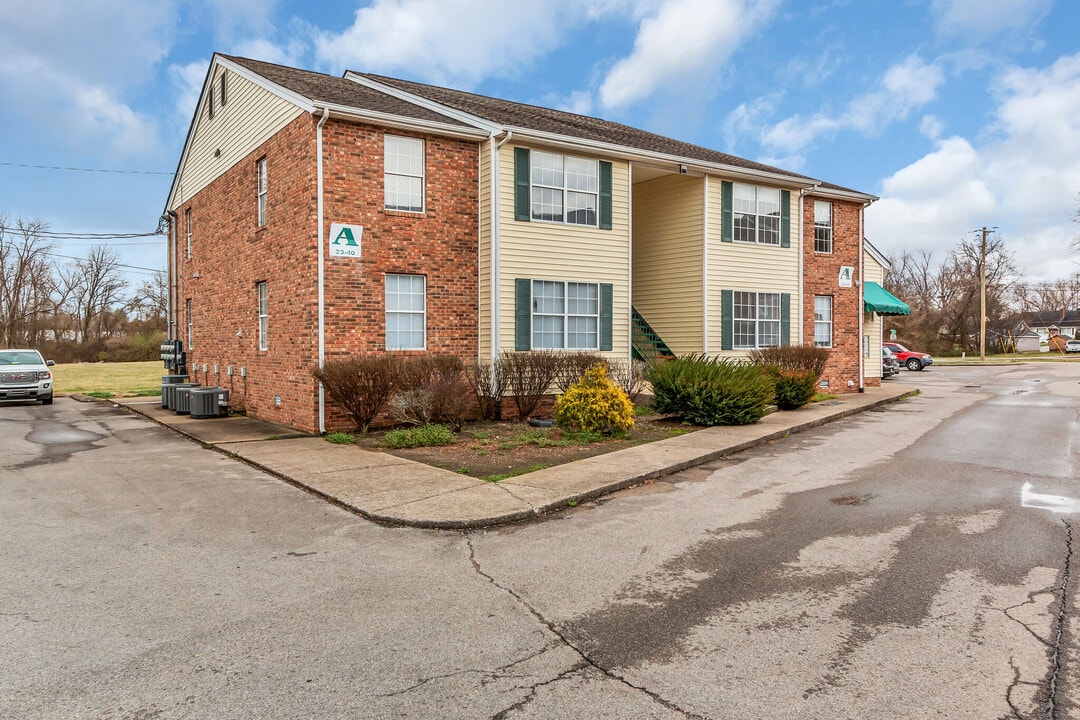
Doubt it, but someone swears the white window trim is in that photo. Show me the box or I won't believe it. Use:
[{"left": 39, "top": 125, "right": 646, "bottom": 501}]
[
  {"left": 257, "top": 282, "right": 268, "bottom": 351},
  {"left": 385, "top": 274, "right": 426, "bottom": 350},
  {"left": 733, "top": 183, "right": 781, "bottom": 246},
  {"left": 257, "top": 158, "right": 267, "bottom": 227},
  {"left": 530, "top": 150, "right": 599, "bottom": 228},
  {"left": 733, "top": 290, "right": 781, "bottom": 350},
  {"left": 384, "top": 135, "right": 425, "bottom": 213},
  {"left": 814, "top": 200, "right": 833, "bottom": 254},
  {"left": 814, "top": 295, "right": 833, "bottom": 348},
  {"left": 531, "top": 279, "right": 600, "bottom": 350}
]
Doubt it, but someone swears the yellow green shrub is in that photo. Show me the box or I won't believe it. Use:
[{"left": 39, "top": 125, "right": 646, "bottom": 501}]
[{"left": 554, "top": 363, "right": 635, "bottom": 435}]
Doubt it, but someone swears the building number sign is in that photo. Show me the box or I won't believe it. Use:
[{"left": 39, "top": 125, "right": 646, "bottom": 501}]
[{"left": 329, "top": 223, "right": 363, "bottom": 258}]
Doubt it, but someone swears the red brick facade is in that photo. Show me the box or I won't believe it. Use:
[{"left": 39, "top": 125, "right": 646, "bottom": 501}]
[
  {"left": 176, "top": 115, "right": 480, "bottom": 433},
  {"left": 802, "top": 196, "right": 879, "bottom": 392}
]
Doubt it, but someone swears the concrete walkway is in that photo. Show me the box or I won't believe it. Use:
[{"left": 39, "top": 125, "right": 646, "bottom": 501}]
[{"left": 109, "top": 384, "right": 915, "bottom": 528}]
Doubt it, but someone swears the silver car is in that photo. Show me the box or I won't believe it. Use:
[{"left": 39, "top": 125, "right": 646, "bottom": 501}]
[{"left": 0, "top": 349, "right": 55, "bottom": 404}]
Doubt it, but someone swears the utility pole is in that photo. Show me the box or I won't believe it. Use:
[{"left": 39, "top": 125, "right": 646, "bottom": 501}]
[{"left": 977, "top": 226, "right": 995, "bottom": 361}]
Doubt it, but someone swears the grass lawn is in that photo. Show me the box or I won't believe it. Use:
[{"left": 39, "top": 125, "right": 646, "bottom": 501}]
[{"left": 52, "top": 360, "right": 165, "bottom": 398}]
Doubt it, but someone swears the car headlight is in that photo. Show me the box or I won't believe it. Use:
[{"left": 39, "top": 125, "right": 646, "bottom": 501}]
[{"left": 37, "top": 371, "right": 52, "bottom": 380}]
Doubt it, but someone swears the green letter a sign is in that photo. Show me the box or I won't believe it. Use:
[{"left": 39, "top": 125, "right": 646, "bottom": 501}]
[{"left": 329, "top": 223, "right": 363, "bottom": 258}]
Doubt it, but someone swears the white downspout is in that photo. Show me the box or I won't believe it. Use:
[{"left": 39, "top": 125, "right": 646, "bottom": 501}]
[
  {"left": 702, "top": 175, "right": 709, "bottom": 354},
  {"left": 491, "top": 130, "right": 512, "bottom": 362},
  {"left": 858, "top": 200, "right": 871, "bottom": 392},
  {"left": 316, "top": 107, "right": 330, "bottom": 433},
  {"left": 799, "top": 183, "right": 820, "bottom": 347}
]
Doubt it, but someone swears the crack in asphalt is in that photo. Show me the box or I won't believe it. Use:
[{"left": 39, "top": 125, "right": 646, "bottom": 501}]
[
  {"left": 1045, "top": 519, "right": 1073, "bottom": 720},
  {"left": 463, "top": 531, "right": 707, "bottom": 720},
  {"left": 374, "top": 644, "right": 561, "bottom": 699}
]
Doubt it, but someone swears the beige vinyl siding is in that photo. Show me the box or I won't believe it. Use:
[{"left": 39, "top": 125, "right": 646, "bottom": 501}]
[
  {"left": 496, "top": 143, "right": 630, "bottom": 358},
  {"left": 863, "top": 252, "right": 885, "bottom": 377},
  {"left": 171, "top": 66, "right": 304, "bottom": 208},
  {"left": 478, "top": 139, "right": 493, "bottom": 361},
  {"left": 706, "top": 178, "right": 801, "bottom": 355},
  {"left": 631, "top": 174, "right": 704, "bottom": 354}
]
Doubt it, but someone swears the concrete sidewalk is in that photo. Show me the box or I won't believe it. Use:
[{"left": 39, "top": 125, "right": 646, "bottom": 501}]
[{"left": 110, "top": 384, "right": 915, "bottom": 528}]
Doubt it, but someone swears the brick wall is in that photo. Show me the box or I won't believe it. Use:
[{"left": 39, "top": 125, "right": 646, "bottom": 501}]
[
  {"left": 802, "top": 197, "right": 879, "bottom": 391},
  {"left": 176, "top": 115, "right": 480, "bottom": 434}
]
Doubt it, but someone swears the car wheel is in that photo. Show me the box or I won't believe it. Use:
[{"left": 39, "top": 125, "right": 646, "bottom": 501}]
[
  {"left": 905, "top": 358, "right": 923, "bottom": 371},
  {"left": 40, "top": 395, "right": 53, "bottom": 405}
]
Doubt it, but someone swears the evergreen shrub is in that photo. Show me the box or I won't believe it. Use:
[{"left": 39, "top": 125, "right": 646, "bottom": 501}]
[
  {"left": 554, "top": 363, "right": 635, "bottom": 435},
  {"left": 648, "top": 354, "right": 774, "bottom": 426}
]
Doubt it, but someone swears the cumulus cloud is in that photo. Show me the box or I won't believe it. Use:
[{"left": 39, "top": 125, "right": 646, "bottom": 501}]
[
  {"left": 760, "top": 55, "right": 945, "bottom": 155},
  {"left": 313, "top": 0, "right": 599, "bottom": 86},
  {"left": 598, "top": 0, "right": 781, "bottom": 109},
  {"left": 867, "top": 53, "right": 1080, "bottom": 282},
  {"left": 932, "top": 0, "right": 1052, "bottom": 42}
]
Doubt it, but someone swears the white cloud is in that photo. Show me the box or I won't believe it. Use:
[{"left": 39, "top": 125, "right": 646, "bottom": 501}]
[
  {"left": 761, "top": 55, "right": 944, "bottom": 154},
  {"left": 598, "top": 0, "right": 781, "bottom": 109},
  {"left": 932, "top": 0, "right": 1052, "bottom": 42},
  {"left": 313, "top": 0, "right": 597, "bottom": 86},
  {"left": 168, "top": 61, "right": 210, "bottom": 132},
  {"left": 867, "top": 54, "right": 1080, "bottom": 282}
]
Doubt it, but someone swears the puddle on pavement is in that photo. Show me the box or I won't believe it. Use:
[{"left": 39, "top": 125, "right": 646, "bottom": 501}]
[
  {"left": 1021, "top": 481, "right": 1080, "bottom": 514},
  {"left": 15, "top": 422, "right": 105, "bottom": 468}
]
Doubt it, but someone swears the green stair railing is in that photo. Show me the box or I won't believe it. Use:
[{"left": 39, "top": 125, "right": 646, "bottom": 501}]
[{"left": 631, "top": 307, "right": 676, "bottom": 364}]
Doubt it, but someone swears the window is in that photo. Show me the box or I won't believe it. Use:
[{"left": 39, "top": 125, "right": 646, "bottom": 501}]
[
  {"left": 814, "top": 295, "right": 833, "bottom": 348},
  {"left": 814, "top": 200, "right": 833, "bottom": 253},
  {"left": 186, "top": 298, "right": 193, "bottom": 350},
  {"left": 733, "top": 291, "right": 781, "bottom": 349},
  {"left": 385, "top": 274, "right": 426, "bottom": 350},
  {"left": 384, "top": 135, "right": 424, "bottom": 212},
  {"left": 257, "top": 157, "right": 267, "bottom": 226},
  {"left": 185, "top": 208, "right": 192, "bottom": 259},
  {"left": 531, "top": 151, "right": 598, "bottom": 226},
  {"left": 733, "top": 183, "right": 781, "bottom": 245},
  {"left": 531, "top": 280, "right": 599, "bottom": 350},
  {"left": 257, "top": 282, "right": 268, "bottom": 351},
  {"left": 208, "top": 80, "right": 214, "bottom": 119},
  {"left": 220, "top": 71, "right": 227, "bottom": 107}
]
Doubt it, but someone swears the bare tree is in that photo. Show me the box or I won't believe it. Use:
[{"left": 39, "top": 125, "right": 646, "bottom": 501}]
[
  {"left": 1012, "top": 275, "right": 1080, "bottom": 313},
  {"left": 0, "top": 214, "right": 57, "bottom": 346},
  {"left": 62, "top": 245, "right": 129, "bottom": 345},
  {"left": 126, "top": 270, "right": 168, "bottom": 326}
]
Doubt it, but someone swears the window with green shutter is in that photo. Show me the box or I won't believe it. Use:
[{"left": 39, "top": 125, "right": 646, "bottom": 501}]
[
  {"left": 514, "top": 278, "right": 614, "bottom": 351},
  {"left": 722, "top": 290, "right": 791, "bottom": 349},
  {"left": 513, "top": 148, "right": 612, "bottom": 229}
]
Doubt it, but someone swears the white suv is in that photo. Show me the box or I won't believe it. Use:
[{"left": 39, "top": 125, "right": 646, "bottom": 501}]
[{"left": 0, "top": 349, "right": 55, "bottom": 404}]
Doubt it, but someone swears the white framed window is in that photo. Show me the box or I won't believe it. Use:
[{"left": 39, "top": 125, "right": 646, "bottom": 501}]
[
  {"left": 257, "top": 282, "right": 268, "bottom": 351},
  {"left": 814, "top": 200, "right": 833, "bottom": 253},
  {"left": 220, "top": 71, "right": 227, "bottom": 107},
  {"left": 185, "top": 207, "right": 192, "bottom": 259},
  {"left": 814, "top": 295, "right": 833, "bottom": 348},
  {"left": 733, "top": 291, "right": 781, "bottom": 349},
  {"left": 186, "top": 298, "right": 193, "bottom": 350},
  {"left": 532, "top": 280, "right": 599, "bottom": 350},
  {"left": 384, "top": 135, "right": 425, "bottom": 212},
  {"left": 531, "top": 151, "right": 598, "bottom": 226},
  {"left": 256, "top": 157, "right": 267, "bottom": 226},
  {"left": 733, "top": 183, "right": 781, "bottom": 245},
  {"left": 385, "top": 274, "right": 426, "bottom": 350}
]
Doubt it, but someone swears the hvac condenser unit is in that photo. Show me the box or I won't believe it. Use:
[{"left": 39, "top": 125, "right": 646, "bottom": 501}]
[{"left": 190, "top": 387, "right": 229, "bottom": 419}]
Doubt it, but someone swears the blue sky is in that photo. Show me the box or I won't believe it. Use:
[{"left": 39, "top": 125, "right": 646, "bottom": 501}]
[{"left": 1, "top": 0, "right": 1078, "bottom": 286}]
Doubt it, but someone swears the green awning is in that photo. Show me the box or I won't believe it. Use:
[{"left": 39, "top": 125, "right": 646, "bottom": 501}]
[{"left": 864, "top": 281, "right": 910, "bottom": 316}]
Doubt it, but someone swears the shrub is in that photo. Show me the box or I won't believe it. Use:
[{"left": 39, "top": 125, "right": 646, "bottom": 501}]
[
  {"left": 648, "top": 354, "right": 774, "bottom": 426},
  {"left": 747, "top": 345, "right": 830, "bottom": 379},
  {"left": 555, "top": 363, "right": 635, "bottom": 435},
  {"left": 325, "top": 432, "right": 355, "bottom": 444},
  {"left": 383, "top": 423, "right": 456, "bottom": 449},
  {"left": 389, "top": 355, "right": 470, "bottom": 431},
  {"left": 464, "top": 359, "right": 504, "bottom": 421},
  {"left": 500, "top": 350, "right": 562, "bottom": 421},
  {"left": 771, "top": 368, "right": 818, "bottom": 410},
  {"left": 313, "top": 356, "right": 400, "bottom": 433},
  {"left": 554, "top": 352, "right": 605, "bottom": 393},
  {"left": 606, "top": 358, "right": 648, "bottom": 402}
]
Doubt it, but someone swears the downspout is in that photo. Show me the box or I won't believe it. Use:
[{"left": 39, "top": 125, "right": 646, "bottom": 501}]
[
  {"left": 798, "top": 183, "right": 820, "bottom": 347},
  {"left": 490, "top": 130, "right": 512, "bottom": 362},
  {"left": 702, "top": 175, "right": 709, "bottom": 354},
  {"left": 167, "top": 210, "right": 177, "bottom": 343},
  {"left": 316, "top": 107, "right": 330, "bottom": 433},
  {"left": 858, "top": 200, "right": 871, "bottom": 392}
]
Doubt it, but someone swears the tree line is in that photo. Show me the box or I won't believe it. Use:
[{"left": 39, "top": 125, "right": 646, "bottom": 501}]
[{"left": 0, "top": 214, "right": 167, "bottom": 362}]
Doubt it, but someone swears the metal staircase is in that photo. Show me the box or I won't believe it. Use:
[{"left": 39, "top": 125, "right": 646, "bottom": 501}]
[{"left": 631, "top": 307, "right": 676, "bottom": 363}]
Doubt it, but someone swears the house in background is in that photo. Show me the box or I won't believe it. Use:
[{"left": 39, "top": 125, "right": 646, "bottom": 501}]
[
  {"left": 1016, "top": 311, "right": 1080, "bottom": 347},
  {"left": 164, "top": 54, "right": 883, "bottom": 434}
]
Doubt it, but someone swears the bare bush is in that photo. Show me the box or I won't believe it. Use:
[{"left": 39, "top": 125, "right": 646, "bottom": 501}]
[
  {"left": 747, "top": 345, "right": 830, "bottom": 379},
  {"left": 464, "top": 358, "right": 504, "bottom": 420},
  {"left": 500, "top": 350, "right": 562, "bottom": 420},
  {"left": 313, "top": 356, "right": 399, "bottom": 433},
  {"left": 554, "top": 352, "right": 605, "bottom": 393},
  {"left": 606, "top": 358, "right": 648, "bottom": 402}
]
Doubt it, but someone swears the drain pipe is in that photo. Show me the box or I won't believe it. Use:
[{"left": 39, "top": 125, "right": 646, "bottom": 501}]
[
  {"left": 799, "top": 183, "right": 821, "bottom": 347},
  {"left": 490, "top": 130, "right": 512, "bottom": 362},
  {"left": 167, "top": 209, "right": 178, "bottom": 344},
  {"left": 858, "top": 200, "right": 871, "bottom": 392},
  {"left": 316, "top": 106, "right": 330, "bottom": 433}
]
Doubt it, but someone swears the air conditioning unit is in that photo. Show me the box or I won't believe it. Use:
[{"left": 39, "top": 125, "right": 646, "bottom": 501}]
[
  {"left": 160, "top": 374, "right": 190, "bottom": 409},
  {"left": 190, "top": 387, "right": 229, "bottom": 419},
  {"left": 163, "top": 382, "right": 199, "bottom": 410},
  {"left": 174, "top": 386, "right": 196, "bottom": 415}
]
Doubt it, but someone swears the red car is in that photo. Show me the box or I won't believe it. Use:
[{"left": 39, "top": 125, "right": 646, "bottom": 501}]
[{"left": 883, "top": 342, "right": 933, "bottom": 371}]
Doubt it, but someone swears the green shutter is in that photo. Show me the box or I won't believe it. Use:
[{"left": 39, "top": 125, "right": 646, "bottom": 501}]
[
  {"left": 514, "top": 147, "right": 530, "bottom": 222},
  {"left": 515, "top": 278, "right": 531, "bottom": 350},
  {"left": 721, "top": 289, "right": 733, "bottom": 350},
  {"left": 721, "top": 181, "right": 733, "bottom": 243},
  {"left": 780, "top": 293, "right": 791, "bottom": 345},
  {"left": 780, "top": 189, "right": 791, "bottom": 248},
  {"left": 599, "top": 283, "right": 613, "bottom": 351},
  {"left": 599, "top": 161, "right": 613, "bottom": 230}
]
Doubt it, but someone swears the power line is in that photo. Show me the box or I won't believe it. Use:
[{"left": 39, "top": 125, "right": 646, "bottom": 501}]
[
  {"left": 0, "top": 161, "right": 174, "bottom": 176},
  {"left": 0, "top": 224, "right": 163, "bottom": 240},
  {"left": 47, "top": 252, "right": 163, "bottom": 274}
]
